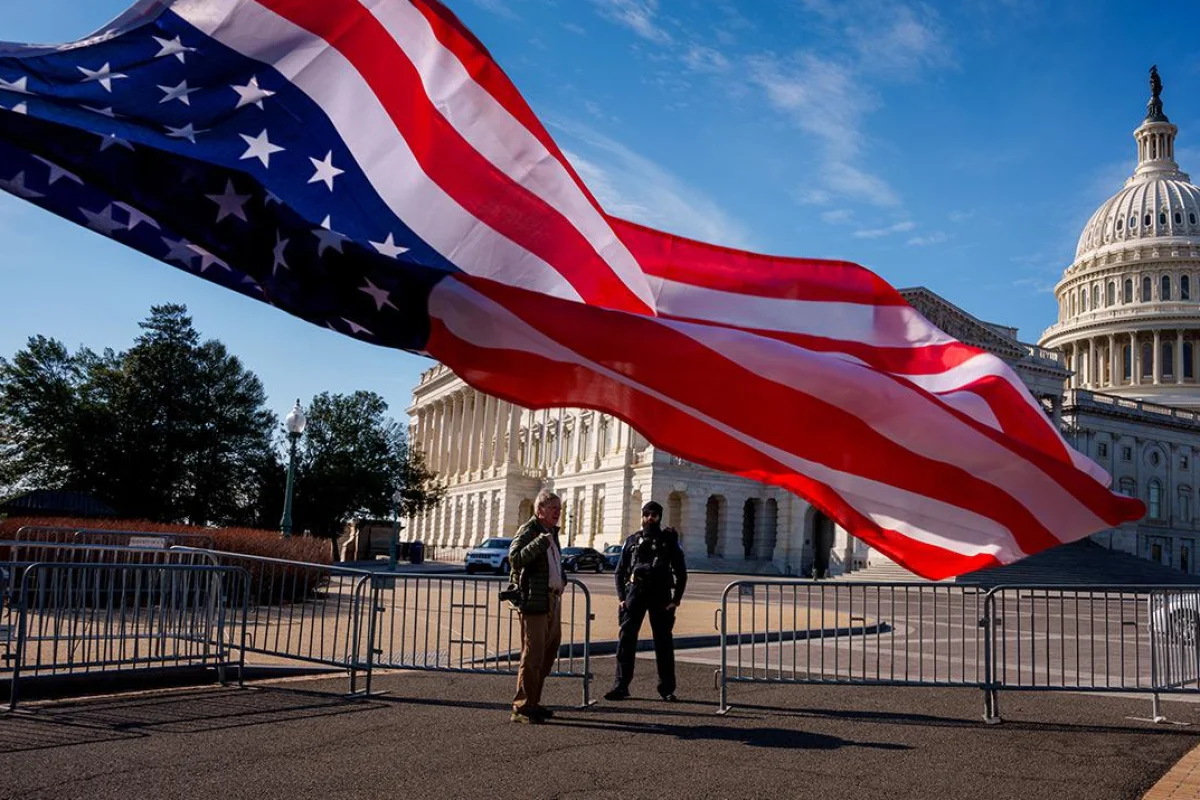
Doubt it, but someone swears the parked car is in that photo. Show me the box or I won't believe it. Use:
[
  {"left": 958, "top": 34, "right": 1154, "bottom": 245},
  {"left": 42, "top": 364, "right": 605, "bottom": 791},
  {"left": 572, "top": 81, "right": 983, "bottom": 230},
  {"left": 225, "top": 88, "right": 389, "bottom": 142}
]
[
  {"left": 1150, "top": 591, "right": 1200, "bottom": 645},
  {"left": 561, "top": 546, "right": 606, "bottom": 573},
  {"left": 464, "top": 538, "right": 513, "bottom": 575},
  {"left": 603, "top": 543, "right": 623, "bottom": 571}
]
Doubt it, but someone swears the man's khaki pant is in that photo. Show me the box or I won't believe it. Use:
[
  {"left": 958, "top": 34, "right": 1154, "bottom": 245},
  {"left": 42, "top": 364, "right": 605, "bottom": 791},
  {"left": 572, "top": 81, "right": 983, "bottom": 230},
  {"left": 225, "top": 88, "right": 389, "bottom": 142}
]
[{"left": 512, "top": 594, "right": 562, "bottom": 714}]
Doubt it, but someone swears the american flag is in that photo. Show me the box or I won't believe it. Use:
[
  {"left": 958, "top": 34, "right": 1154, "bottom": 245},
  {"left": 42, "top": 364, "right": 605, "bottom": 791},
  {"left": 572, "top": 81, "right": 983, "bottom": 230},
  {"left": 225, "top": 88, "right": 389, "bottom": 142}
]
[{"left": 0, "top": 0, "right": 1143, "bottom": 579}]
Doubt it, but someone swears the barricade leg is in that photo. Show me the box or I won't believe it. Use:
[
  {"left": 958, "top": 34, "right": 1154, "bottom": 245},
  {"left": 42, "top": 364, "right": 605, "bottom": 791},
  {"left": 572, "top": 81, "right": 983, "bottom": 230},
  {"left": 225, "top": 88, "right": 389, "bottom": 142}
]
[{"left": 983, "top": 688, "right": 1002, "bottom": 725}]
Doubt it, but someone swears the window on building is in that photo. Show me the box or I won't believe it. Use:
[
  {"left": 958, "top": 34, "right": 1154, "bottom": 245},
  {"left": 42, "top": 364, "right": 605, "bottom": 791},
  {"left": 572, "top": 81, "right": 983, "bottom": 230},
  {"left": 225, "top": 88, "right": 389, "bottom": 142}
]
[
  {"left": 1122, "top": 446, "right": 1133, "bottom": 462},
  {"left": 1184, "top": 275, "right": 1192, "bottom": 300},
  {"left": 1142, "top": 342, "right": 1153, "bottom": 377},
  {"left": 1106, "top": 282, "right": 1115, "bottom": 305},
  {"left": 1164, "top": 342, "right": 1175, "bottom": 377},
  {"left": 1149, "top": 480, "right": 1163, "bottom": 519},
  {"left": 1184, "top": 456, "right": 1192, "bottom": 470},
  {"left": 1176, "top": 212, "right": 1184, "bottom": 225},
  {"left": 1191, "top": 212, "right": 1198, "bottom": 225},
  {"left": 1118, "top": 218, "right": 1124, "bottom": 231},
  {"left": 1152, "top": 542, "right": 1163, "bottom": 563},
  {"left": 1182, "top": 491, "right": 1193, "bottom": 525},
  {"left": 1163, "top": 275, "right": 1172, "bottom": 300},
  {"left": 1183, "top": 543, "right": 1191, "bottom": 574},
  {"left": 1160, "top": 212, "right": 1168, "bottom": 226},
  {"left": 1145, "top": 213, "right": 1153, "bottom": 227},
  {"left": 1092, "top": 285, "right": 1099, "bottom": 308},
  {"left": 1143, "top": 276, "right": 1153, "bottom": 302},
  {"left": 1098, "top": 442, "right": 1108, "bottom": 458},
  {"left": 1124, "top": 278, "right": 1133, "bottom": 303},
  {"left": 1151, "top": 450, "right": 1162, "bottom": 467},
  {"left": 1131, "top": 215, "right": 1138, "bottom": 229},
  {"left": 1123, "top": 344, "right": 1132, "bottom": 380},
  {"left": 1081, "top": 290, "right": 1088, "bottom": 312}
]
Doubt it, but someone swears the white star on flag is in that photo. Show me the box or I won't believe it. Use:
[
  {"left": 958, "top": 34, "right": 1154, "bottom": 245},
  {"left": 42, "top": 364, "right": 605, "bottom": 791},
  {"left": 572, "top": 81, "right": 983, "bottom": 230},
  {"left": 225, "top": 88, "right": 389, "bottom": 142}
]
[
  {"left": 0, "top": 101, "right": 29, "bottom": 115},
  {"left": 78, "top": 63, "right": 127, "bottom": 92},
  {"left": 308, "top": 151, "right": 344, "bottom": 191},
  {"left": 33, "top": 156, "right": 82, "bottom": 185},
  {"left": 80, "top": 203, "right": 125, "bottom": 235},
  {"left": 238, "top": 129, "right": 284, "bottom": 167},
  {"left": 188, "top": 244, "right": 229, "bottom": 272},
  {"left": 165, "top": 122, "right": 207, "bottom": 143},
  {"left": 114, "top": 202, "right": 159, "bottom": 231},
  {"left": 206, "top": 179, "right": 251, "bottom": 222},
  {"left": 81, "top": 105, "right": 119, "bottom": 118},
  {"left": 0, "top": 171, "right": 44, "bottom": 199},
  {"left": 97, "top": 131, "right": 134, "bottom": 152},
  {"left": 370, "top": 233, "right": 409, "bottom": 259},
  {"left": 157, "top": 79, "right": 199, "bottom": 106},
  {"left": 0, "top": 76, "right": 32, "bottom": 94},
  {"left": 272, "top": 231, "right": 290, "bottom": 274},
  {"left": 313, "top": 215, "right": 349, "bottom": 256},
  {"left": 231, "top": 76, "right": 275, "bottom": 110},
  {"left": 359, "top": 278, "right": 397, "bottom": 312},
  {"left": 152, "top": 35, "right": 196, "bottom": 63},
  {"left": 162, "top": 237, "right": 197, "bottom": 267},
  {"left": 341, "top": 318, "right": 373, "bottom": 336}
]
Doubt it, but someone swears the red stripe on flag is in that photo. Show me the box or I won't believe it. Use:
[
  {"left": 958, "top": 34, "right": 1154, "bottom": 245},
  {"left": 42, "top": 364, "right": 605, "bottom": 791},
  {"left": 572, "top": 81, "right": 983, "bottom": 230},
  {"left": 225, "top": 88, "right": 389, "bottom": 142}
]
[
  {"left": 426, "top": 309, "right": 1010, "bottom": 580},
  {"left": 255, "top": 0, "right": 652, "bottom": 314}
]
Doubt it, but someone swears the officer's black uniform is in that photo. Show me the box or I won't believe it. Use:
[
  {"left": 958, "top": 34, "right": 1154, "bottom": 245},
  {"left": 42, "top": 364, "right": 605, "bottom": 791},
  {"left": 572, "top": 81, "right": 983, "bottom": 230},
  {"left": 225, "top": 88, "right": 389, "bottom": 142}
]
[{"left": 607, "top": 502, "right": 687, "bottom": 700}]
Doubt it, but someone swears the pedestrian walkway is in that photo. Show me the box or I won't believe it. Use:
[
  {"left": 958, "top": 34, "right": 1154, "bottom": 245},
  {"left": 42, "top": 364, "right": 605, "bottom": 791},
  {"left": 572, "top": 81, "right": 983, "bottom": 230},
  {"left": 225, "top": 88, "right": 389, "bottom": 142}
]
[
  {"left": 1144, "top": 744, "right": 1200, "bottom": 799},
  {"left": 0, "top": 662, "right": 1195, "bottom": 800}
]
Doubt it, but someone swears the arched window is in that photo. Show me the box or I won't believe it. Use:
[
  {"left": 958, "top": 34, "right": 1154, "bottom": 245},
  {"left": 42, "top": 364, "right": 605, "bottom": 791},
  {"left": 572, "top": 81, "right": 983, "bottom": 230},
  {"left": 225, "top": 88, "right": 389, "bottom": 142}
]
[
  {"left": 1176, "top": 212, "right": 1184, "bottom": 225},
  {"left": 1162, "top": 275, "right": 1172, "bottom": 300},
  {"left": 1081, "top": 290, "right": 1088, "bottom": 312},
  {"left": 1164, "top": 342, "right": 1175, "bottom": 377},
  {"left": 1070, "top": 293, "right": 1076, "bottom": 316},
  {"left": 1184, "top": 275, "right": 1192, "bottom": 301},
  {"left": 1130, "top": 215, "right": 1138, "bottom": 229},
  {"left": 1142, "top": 342, "right": 1153, "bottom": 377},
  {"left": 1145, "top": 213, "right": 1153, "bottom": 227},
  {"left": 1160, "top": 212, "right": 1168, "bottom": 226},
  {"left": 1143, "top": 275, "right": 1153, "bottom": 302},
  {"left": 1124, "top": 278, "right": 1133, "bottom": 303},
  {"left": 1180, "top": 488, "right": 1192, "bottom": 524},
  {"left": 1107, "top": 282, "right": 1116, "bottom": 306},
  {"left": 1093, "top": 285, "right": 1100, "bottom": 308},
  {"left": 1118, "top": 476, "right": 1136, "bottom": 496},
  {"left": 1117, "top": 218, "right": 1124, "bottom": 231},
  {"left": 1149, "top": 480, "right": 1163, "bottom": 519},
  {"left": 1191, "top": 212, "right": 1198, "bottom": 225}
]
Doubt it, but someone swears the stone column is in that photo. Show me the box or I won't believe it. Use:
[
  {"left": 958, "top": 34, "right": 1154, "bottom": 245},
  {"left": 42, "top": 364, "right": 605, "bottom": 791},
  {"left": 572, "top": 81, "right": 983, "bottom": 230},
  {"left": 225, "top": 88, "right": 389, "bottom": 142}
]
[
  {"left": 456, "top": 392, "right": 470, "bottom": 476},
  {"left": 1154, "top": 330, "right": 1162, "bottom": 384},
  {"left": 1108, "top": 334, "right": 1118, "bottom": 388},
  {"left": 572, "top": 413, "right": 584, "bottom": 470},
  {"left": 508, "top": 404, "right": 521, "bottom": 465},
  {"left": 1131, "top": 332, "right": 1140, "bottom": 386},
  {"left": 434, "top": 399, "right": 448, "bottom": 474},
  {"left": 1177, "top": 330, "right": 1185, "bottom": 384}
]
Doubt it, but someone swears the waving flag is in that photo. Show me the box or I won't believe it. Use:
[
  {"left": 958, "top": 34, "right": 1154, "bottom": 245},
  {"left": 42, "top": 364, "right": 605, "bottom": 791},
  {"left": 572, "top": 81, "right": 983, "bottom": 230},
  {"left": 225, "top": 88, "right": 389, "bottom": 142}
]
[{"left": 0, "top": 0, "right": 1143, "bottom": 579}]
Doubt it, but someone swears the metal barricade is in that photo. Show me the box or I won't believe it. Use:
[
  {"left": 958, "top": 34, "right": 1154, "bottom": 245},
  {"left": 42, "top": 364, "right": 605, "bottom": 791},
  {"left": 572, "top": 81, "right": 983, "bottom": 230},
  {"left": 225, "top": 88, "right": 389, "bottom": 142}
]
[
  {"left": 170, "top": 548, "right": 376, "bottom": 692},
  {"left": 8, "top": 561, "right": 248, "bottom": 708},
  {"left": 14, "top": 525, "right": 216, "bottom": 550},
  {"left": 366, "top": 574, "right": 593, "bottom": 704},
  {"left": 717, "top": 580, "right": 985, "bottom": 713},
  {"left": 1149, "top": 588, "right": 1200, "bottom": 699}
]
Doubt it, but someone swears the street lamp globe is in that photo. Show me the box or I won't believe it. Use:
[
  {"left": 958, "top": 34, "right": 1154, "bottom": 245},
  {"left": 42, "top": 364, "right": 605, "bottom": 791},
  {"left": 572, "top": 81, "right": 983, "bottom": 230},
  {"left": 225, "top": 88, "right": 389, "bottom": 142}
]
[{"left": 285, "top": 399, "right": 307, "bottom": 436}]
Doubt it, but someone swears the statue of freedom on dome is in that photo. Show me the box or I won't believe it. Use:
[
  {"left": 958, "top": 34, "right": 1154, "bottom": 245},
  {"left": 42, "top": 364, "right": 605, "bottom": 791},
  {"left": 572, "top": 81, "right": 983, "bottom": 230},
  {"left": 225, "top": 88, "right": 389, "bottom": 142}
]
[{"left": 1146, "top": 65, "right": 1167, "bottom": 122}]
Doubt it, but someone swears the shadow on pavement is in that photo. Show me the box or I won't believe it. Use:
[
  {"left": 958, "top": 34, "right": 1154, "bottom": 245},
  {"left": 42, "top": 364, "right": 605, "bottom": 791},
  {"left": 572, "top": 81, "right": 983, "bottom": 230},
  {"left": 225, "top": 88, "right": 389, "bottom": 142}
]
[
  {"left": 0, "top": 686, "right": 389, "bottom": 753},
  {"left": 552, "top": 717, "right": 911, "bottom": 750}
]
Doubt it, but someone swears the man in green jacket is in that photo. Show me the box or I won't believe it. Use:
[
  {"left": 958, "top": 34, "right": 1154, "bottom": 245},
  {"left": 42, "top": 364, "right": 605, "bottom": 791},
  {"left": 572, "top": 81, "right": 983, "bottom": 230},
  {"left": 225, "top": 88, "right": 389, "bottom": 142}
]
[{"left": 508, "top": 489, "right": 565, "bottom": 724}]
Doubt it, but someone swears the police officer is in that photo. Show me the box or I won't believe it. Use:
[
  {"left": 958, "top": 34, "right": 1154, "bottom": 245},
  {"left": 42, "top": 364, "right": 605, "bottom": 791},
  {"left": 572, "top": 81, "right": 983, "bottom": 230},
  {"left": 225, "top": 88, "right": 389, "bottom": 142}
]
[{"left": 604, "top": 500, "right": 687, "bottom": 702}]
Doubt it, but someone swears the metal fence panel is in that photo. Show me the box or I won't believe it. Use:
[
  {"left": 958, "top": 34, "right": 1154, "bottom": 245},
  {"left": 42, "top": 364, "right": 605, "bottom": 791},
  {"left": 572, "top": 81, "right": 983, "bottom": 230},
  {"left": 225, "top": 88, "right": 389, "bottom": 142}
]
[
  {"left": 8, "top": 562, "right": 247, "bottom": 708},
  {"left": 1148, "top": 588, "right": 1200, "bottom": 691},
  {"left": 368, "top": 574, "right": 593, "bottom": 704}
]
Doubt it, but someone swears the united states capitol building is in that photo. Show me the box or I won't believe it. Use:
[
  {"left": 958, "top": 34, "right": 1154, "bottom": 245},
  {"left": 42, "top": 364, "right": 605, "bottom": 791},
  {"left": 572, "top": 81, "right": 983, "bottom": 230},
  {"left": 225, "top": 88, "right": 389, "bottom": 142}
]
[{"left": 406, "top": 73, "right": 1200, "bottom": 577}]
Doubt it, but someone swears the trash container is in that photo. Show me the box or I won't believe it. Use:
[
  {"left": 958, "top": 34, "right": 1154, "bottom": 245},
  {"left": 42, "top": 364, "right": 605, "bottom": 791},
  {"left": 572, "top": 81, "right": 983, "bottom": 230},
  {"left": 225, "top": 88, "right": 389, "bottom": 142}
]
[
  {"left": 409, "top": 540, "right": 424, "bottom": 565},
  {"left": 398, "top": 541, "right": 411, "bottom": 560}
]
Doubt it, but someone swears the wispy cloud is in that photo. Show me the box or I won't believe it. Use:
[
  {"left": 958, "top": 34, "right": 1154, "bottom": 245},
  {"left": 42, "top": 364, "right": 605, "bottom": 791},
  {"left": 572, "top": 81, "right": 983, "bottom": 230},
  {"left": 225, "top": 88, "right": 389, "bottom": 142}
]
[
  {"left": 907, "top": 231, "right": 948, "bottom": 246},
  {"left": 562, "top": 22, "right": 587, "bottom": 35},
  {"left": 554, "top": 120, "right": 752, "bottom": 248},
  {"left": 682, "top": 44, "right": 730, "bottom": 73},
  {"left": 590, "top": 0, "right": 671, "bottom": 44},
  {"left": 468, "top": 0, "right": 517, "bottom": 19},
  {"left": 820, "top": 209, "right": 853, "bottom": 224},
  {"left": 853, "top": 220, "right": 914, "bottom": 239}
]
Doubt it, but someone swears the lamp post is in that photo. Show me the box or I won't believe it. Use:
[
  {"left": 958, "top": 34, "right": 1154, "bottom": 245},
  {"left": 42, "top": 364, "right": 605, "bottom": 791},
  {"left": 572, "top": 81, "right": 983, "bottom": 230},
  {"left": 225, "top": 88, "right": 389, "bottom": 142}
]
[
  {"left": 280, "top": 398, "right": 307, "bottom": 538},
  {"left": 388, "top": 488, "right": 404, "bottom": 570}
]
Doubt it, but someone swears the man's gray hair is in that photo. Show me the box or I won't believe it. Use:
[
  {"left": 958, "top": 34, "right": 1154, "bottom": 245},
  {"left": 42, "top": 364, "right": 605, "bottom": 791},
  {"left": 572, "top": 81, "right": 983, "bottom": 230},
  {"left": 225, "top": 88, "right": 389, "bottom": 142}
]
[{"left": 534, "top": 489, "right": 561, "bottom": 511}]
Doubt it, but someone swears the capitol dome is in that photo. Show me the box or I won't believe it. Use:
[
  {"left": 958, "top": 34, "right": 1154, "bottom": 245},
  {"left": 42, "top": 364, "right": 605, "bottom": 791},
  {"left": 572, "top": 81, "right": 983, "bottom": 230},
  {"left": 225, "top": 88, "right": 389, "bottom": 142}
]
[{"left": 1040, "top": 68, "right": 1200, "bottom": 408}]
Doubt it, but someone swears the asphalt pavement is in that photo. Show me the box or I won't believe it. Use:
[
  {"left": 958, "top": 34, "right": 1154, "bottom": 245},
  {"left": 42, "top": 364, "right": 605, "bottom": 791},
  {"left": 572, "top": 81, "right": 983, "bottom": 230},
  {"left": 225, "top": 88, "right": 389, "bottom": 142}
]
[{"left": 0, "top": 659, "right": 1196, "bottom": 800}]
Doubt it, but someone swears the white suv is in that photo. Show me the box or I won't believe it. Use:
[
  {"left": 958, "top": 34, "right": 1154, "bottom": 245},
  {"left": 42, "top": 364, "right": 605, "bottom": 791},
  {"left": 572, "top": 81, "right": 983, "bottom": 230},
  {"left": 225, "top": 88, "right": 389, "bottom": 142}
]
[{"left": 464, "top": 538, "right": 513, "bottom": 575}]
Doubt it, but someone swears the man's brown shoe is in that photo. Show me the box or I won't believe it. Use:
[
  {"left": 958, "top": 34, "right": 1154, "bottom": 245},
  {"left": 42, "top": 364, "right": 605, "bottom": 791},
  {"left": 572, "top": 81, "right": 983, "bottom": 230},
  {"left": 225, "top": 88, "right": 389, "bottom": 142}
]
[{"left": 510, "top": 710, "right": 545, "bottom": 724}]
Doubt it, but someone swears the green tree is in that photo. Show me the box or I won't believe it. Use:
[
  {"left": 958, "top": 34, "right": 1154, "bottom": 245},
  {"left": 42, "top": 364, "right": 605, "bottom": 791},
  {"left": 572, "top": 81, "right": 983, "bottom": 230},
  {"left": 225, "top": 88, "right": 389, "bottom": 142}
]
[
  {"left": 292, "top": 390, "right": 442, "bottom": 539},
  {"left": 0, "top": 304, "right": 277, "bottom": 525}
]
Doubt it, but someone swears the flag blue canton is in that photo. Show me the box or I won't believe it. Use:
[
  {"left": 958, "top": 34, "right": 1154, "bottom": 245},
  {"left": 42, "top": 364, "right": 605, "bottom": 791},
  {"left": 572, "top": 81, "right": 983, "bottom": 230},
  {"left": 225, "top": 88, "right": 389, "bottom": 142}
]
[{"left": 0, "top": 8, "right": 456, "bottom": 351}]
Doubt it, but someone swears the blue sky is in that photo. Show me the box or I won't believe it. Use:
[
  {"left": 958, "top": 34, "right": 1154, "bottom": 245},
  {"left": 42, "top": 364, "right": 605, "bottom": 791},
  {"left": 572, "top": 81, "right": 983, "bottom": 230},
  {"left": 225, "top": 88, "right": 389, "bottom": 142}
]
[{"left": 2, "top": 0, "right": 1199, "bottom": 425}]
